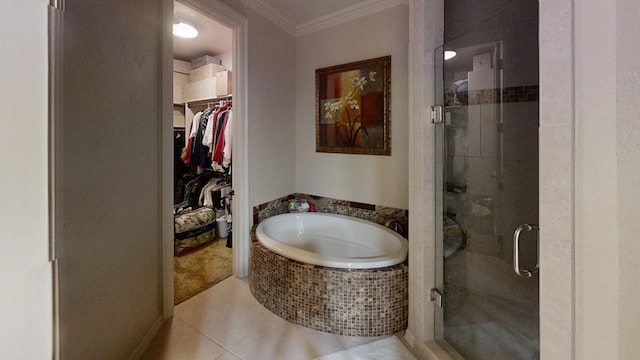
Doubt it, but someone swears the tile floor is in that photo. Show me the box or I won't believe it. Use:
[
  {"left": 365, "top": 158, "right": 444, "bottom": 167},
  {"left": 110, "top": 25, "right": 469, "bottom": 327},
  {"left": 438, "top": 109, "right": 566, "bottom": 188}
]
[{"left": 142, "top": 276, "right": 417, "bottom": 360}]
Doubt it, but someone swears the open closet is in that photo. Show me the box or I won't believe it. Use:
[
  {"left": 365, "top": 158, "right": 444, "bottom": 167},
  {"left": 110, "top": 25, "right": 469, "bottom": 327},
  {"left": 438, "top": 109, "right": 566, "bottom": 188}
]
[{"left": 172, "top": 1, "right": 234, "bottom": 304}]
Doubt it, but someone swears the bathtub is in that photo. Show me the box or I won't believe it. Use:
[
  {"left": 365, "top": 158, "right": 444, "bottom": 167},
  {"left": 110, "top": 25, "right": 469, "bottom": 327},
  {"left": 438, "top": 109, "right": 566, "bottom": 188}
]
[
  {"left": 249, "top": 212, "right": 409, "bottom": 336},
  {"left": 255, "top": 212, "right": 408, "bottom": 269}
]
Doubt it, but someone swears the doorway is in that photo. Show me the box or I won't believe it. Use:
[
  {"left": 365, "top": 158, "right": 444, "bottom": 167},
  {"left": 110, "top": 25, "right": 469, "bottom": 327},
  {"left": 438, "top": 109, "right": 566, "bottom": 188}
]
[
  {"left": 161, "top": 0, "right": 249, "bottom": 318},
  {"left": 433, "top": 1, "right": 539, "bottom": 359},
  {"left": 171, "top": 0, "right": 234, "bottom": 306}
]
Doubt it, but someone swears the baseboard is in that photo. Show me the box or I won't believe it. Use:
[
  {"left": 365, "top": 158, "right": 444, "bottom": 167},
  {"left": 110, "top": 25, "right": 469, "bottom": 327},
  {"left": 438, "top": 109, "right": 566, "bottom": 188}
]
[
  {"left": 403, "top": 329, "right": 415, "bottom": 347},
  {"left": 128, "top": 315, "right": 164, "bottom": 360}
]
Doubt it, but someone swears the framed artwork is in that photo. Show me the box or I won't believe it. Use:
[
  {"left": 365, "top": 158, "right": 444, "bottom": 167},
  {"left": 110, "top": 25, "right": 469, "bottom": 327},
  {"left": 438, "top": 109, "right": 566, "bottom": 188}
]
[{"left": 315, "top": 56, "right": 391, "bottom": 155}]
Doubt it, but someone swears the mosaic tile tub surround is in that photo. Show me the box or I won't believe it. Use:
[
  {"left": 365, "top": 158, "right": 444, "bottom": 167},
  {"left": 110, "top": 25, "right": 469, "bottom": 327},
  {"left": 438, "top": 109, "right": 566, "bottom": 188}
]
[
  {"left": 249, "top": 194, "right": 409, "bottom": 336},
  {"left": 252, "top": 193, "right": 408, "bottom": 232}
]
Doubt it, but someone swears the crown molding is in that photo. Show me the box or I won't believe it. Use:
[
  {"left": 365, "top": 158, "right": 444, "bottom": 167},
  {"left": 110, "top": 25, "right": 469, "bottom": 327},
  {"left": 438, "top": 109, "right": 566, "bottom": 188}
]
[
  {"left": 239, "top": 0, "right": 296, "bottom": 35},
  {"left": 241, "top": 0, "right": 408, "bottom": 38},
  {"left": 296, "top": 0, "right": 408, "bottom": 37}
]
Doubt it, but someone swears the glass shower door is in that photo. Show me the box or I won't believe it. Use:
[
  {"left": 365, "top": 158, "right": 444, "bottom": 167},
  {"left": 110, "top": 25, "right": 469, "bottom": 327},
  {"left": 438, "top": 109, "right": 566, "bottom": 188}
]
[{"left": 433, "top": 22, "right": 540, "bottom": 359}]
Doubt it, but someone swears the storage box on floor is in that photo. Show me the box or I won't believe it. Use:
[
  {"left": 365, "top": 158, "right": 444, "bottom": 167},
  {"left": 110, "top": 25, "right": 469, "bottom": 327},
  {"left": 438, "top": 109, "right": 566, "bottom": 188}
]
[{"left": 174, "top": 207, "right": 216, "bottom": 255}]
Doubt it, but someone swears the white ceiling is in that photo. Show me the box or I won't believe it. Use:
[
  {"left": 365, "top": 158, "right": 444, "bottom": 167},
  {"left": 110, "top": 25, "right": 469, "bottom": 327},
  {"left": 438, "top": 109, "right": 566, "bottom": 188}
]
[
  {"left": 173, "top": 0, "right": 394, "bottom": 61},
  {"left": 173, "top": 1, "right": 232, "bottom": 61}
]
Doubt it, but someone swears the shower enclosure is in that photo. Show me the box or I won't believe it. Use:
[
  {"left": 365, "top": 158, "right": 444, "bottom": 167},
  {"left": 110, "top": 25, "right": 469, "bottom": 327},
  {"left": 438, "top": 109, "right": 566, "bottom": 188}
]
[{"left": 433, "top": 1, "right": 540, "bottom": 359}]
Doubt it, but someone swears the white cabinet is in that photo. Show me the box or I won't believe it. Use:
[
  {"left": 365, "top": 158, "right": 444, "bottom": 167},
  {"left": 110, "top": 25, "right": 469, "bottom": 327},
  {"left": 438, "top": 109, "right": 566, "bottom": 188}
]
[
  {"left": 173, "top": 72, "right": 190, "bottom": 104},
  {"left": 173, "top": 59, "right": 190, "bottom": 104}
]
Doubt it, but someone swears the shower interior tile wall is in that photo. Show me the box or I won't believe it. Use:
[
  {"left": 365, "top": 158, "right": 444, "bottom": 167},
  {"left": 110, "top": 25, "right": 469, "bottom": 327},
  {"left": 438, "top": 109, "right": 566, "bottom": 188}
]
[
  {"left": 253, "top": 193, "right": 408, "bottom": 234},
  {"left": 446, "top": 86, "right": 539, "bottom": 261}
]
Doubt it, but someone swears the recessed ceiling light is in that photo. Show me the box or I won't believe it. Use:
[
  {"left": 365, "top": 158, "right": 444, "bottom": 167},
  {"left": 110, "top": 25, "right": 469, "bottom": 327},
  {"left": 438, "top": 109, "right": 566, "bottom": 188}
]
[
  {"left": 444, "top": 50, "right": 457, "bottom": 60},
  {"left": 173, "top": 20, "right": 198, "bottom": 39}
]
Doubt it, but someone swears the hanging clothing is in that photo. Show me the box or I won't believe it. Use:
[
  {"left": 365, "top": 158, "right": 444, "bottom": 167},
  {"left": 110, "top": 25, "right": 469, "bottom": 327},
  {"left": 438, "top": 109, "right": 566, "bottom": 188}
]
[
  {"left": 222, "top": 111, "right": 232, "bottom": 167},
  {"left": 212, "top": 112, "right": 230, "bottom": 164},
  {"left": 181, "top": 101, "right": 232, "bottom": 173},
  {"left": 191, "top": 110, "right": 212, "bottom": 168},
  {"left": 181, "top": 111, "right": 202, "bottom": 166},
  {"left": 204, "top": 103, "right": 232, "bottom": 172},
  {"left": 203, "top": 103, "right": 231, "bottom": 150},
  {"left": 174, "top": 129, "right": 190, "bottom": 204}
]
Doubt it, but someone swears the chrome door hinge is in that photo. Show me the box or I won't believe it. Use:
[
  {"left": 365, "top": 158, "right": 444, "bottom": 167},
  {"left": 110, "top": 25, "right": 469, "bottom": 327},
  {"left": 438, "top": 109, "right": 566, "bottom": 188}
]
[
  {"left": 431, "top": 105, "right": 443, "bottom": 124},
  {"left": 49, "top": 0, "right": 65, "bottom": 10},
  {"left": 430, "top": 288, "right": 443, "bottom": 308}
]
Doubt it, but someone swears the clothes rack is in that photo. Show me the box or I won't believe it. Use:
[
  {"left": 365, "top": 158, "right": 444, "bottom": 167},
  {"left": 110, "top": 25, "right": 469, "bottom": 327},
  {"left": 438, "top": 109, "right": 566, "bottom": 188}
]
[{"left": 186, "top": 96, "right": 232, "bottom": 114}]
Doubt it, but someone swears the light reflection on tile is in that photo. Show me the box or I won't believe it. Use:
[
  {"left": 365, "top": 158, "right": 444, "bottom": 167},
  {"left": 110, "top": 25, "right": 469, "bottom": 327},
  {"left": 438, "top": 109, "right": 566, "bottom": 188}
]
[
  {"left": 313, "top": 336, "right": 417, "bottom": 360},
  {"left": 141, "top": 317, "right": 226, "bottom": 360},
  {"left": 142, "top": 276, "right": 409, "bottom": 360}
]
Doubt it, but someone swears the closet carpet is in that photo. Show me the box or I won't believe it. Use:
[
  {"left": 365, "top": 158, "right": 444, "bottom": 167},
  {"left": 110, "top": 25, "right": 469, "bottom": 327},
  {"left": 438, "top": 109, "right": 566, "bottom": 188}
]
[{"left": 174, "top": 238, "right": 233, "bottom": 305}]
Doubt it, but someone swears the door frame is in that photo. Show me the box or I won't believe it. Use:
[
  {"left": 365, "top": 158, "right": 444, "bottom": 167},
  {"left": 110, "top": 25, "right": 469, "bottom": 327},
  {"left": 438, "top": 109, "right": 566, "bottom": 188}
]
[{"left": 161, "top": 0, "right": 250, "bottom": 318}]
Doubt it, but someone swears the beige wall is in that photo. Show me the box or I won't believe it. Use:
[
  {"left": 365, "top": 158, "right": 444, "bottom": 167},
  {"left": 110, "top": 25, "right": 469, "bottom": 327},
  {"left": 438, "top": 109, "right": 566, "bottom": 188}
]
[
  {"left": 0, "top": 1, "right": 51, "bottom": 358},
  {"left": 56, "top": 1, "right": 167, "bottom": 358},
  {"left": 294, "top": 5, "right": 409, "bottom": 209}
]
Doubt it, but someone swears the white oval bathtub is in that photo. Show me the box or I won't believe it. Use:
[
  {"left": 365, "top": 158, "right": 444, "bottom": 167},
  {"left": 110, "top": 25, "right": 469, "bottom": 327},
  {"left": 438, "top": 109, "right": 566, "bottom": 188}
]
[{"left": 255, "top": 212, "right": 408, "bottom": 269}]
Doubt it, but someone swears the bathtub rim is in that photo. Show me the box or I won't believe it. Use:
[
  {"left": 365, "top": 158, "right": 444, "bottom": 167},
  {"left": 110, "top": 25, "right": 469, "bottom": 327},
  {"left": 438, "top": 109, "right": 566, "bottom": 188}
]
[{"left": 255, "top": 212, "right": 408, "bottom": 269}]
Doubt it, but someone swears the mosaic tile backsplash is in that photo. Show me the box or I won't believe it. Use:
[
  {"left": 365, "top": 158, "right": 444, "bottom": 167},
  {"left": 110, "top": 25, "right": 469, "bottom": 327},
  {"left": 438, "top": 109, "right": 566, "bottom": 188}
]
[
  {"left": 252, "top": 193, "right": 408, "bottom": 237},
  {"left": 249, "top": 194, "right": 409, "bottom": 336}
]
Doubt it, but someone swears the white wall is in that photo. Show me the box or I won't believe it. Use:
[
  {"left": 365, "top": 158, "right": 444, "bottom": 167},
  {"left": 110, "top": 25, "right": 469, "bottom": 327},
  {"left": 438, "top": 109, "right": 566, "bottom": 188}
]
[
  {"left": 405, "top": 1, "right": 442, "bottom": 357},
  {"left": 568, "top": 0, "right": 640, "bottom": 358},
  {"left": 616, "top": 0, "right": 640, "bottom": 358},
  {"left": 294, "top": 5, "right": 409, "bottom": 209},
  {"left": 218, "top": 50, "right": 233, "bottom": 70},
  {"left": 574, "top": 0, "right": 620, "bottom": 358},
  {"left": 0, "top": 1, "right": 51, "bottom": 358},
  {"left": 538, "top": 0, "right": 575, "bottom": 357},
  {"left": 221, "top": 0, "right": 296, "bottom": 208}
]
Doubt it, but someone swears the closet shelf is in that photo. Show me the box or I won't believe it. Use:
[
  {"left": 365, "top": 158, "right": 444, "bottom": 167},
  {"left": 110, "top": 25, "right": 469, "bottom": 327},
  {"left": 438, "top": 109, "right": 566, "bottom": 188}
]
[{"left": 186, "top": 95, "right": 232, "bottom": 109}]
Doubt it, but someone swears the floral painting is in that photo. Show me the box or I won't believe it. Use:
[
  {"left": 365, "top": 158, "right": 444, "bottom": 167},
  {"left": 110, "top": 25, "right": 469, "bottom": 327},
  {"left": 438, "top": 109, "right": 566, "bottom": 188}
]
[{"left": 316, "top": 56, "right": 391, "bottom": 155}]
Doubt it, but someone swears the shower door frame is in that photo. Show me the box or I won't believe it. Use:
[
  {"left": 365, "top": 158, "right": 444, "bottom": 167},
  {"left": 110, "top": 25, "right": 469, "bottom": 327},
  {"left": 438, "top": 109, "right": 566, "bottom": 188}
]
[{"left": 404, "top": 1, "right": 575, "bottom": 359}]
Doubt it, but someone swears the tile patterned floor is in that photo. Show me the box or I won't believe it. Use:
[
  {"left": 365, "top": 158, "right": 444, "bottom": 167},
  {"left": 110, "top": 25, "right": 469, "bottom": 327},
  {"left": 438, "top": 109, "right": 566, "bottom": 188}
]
[{"left": 142, "top": 276, "right": 416, "bottom": 360}]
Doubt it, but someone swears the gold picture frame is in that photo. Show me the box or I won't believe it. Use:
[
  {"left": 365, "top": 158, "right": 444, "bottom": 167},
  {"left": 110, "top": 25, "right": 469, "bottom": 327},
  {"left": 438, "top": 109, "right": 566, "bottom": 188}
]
[{"left": 315, "top": 56, "right": 391, "bottom": 155}]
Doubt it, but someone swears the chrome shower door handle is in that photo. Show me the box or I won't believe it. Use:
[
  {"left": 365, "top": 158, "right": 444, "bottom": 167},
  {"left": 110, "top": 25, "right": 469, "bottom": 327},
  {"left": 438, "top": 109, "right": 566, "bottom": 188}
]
[{"left": 513, "top": 224, "right": 539, "bottom": 277}]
